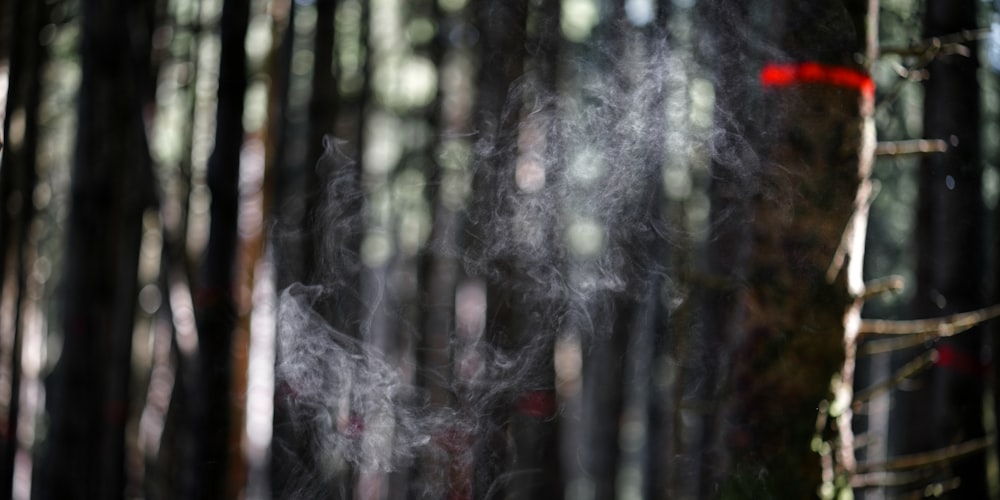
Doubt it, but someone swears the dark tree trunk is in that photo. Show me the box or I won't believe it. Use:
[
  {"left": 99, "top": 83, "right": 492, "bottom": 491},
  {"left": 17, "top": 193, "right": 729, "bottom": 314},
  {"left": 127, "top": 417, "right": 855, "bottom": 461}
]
[
  {"left": 268, "top": 2, "right": 305, "bottom": 497},
  {"left": 189, "top": 0, "right": 249, "bottom": 497},
  {"left": 38, "top": 0, "right": 157, "bottom": 497},
  {"left": 464, "top": 0, "right": 530, "bottom": 497},
  {"left": 302, "top": 0, "right": 338, "bottom": 287},
  {"left": 695, "top": 0, "right": 757, "bottom": 496},
  {"left": 722, "top": 1, "right": 875, "bottom": 497},
  {"left": 151, "top": 1, "right": 207, "bottom": 496},
  {"left": 410, "top": 0, "right": 475, "bottom": 496},
  {"left": 502, "top": 1, "right": 565, "bottom": 498},
  {"left": 0, "top": 0, "right": 47, "bottom": 496},
  {"left": 895, "top": 0, "right": 985, "bottom": 496}
]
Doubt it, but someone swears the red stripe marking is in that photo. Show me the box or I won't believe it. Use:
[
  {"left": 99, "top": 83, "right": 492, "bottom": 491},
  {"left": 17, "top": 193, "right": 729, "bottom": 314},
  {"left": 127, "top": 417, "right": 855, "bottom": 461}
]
[
  {"left": 936, "top": 344, "right": 989, "bottom": 378},
  {"left": 516, "top": 390, "right": 556, "bottom": 418},
  {"left": 761, "top": 62, "right": 874, "bottom": 99}
]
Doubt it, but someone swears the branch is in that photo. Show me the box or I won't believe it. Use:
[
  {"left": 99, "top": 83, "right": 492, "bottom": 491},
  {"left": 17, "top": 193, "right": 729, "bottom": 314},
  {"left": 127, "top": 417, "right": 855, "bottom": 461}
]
[
  {"left": 875, "top": 139, "right": 947, "bottom": 157},
  {"left": 851, "top": 468, "right": 938, "bottom": 488},
  {"left": 852, "top": 349, "right": 937, "bottom": 410},
  {"left": 879, "top": 28, "right": 990, "bottom": 57},
  {"left": 859, "top": 303, "right": 1000, "bottom": 337},
  {"left": 895, "top": 478, "right": 962, "bottom": 500},
  {"left": 875, "top": 29, "right": 987, "bottom": 114},
  {"left": 827, "top": 180, "right": 880, "bottom": 284},
  {"left": 856, "top": 435, "right": 995, "bottom": 473},
  {"left": 860, "top": 332, "right": 935, "bottom": 355},
  {"left": 857, "top": 275, "right": 905, "bottom": 301}
]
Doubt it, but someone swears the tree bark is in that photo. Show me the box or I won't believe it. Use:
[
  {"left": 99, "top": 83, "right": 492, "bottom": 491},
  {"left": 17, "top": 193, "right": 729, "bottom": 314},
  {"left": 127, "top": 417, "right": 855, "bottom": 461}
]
[
  {"left": 39, "top": 0, "right": 157, "bottom": 497},
  {"left": 0, "top": 0, "right": 47, "bottom": 496},
  {"left": 695, "top": 0, "right": 757, "bottom": 495},
  {"left": 723, "top": 1, "right": 875, "bottom": 497},
  {"left": 895, "top": 0, "right": 986, "bottom": 496},
  {"left": 189, "top": 0, "right": 249, "bottom": 497},
  {"left": 465, "top": 0, "right": 531, "bottom": 496}
]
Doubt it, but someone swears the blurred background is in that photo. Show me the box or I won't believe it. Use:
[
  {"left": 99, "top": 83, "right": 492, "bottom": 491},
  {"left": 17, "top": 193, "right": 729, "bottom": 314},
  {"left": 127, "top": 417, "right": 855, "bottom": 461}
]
[{"left": 1, "top": 0, "right": 999, "bottom": 498}]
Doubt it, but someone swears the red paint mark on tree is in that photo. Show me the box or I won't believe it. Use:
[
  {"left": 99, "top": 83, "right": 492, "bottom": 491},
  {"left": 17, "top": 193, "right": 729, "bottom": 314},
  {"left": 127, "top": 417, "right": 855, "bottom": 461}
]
[
  {"left": 104, "top": 400, "right": 127, "bottom": 423},
  {"left": 515, "top": 390, "right": 556, "bottom": 418},
  {"left": 340, "top": 413, "right": 365, "bottom": 438},
  {"left": 761, "top": 62, "right": 875, "bottom": 99},
  {"left": 936, "top": 344, "right": 989, "bottom": 378}
]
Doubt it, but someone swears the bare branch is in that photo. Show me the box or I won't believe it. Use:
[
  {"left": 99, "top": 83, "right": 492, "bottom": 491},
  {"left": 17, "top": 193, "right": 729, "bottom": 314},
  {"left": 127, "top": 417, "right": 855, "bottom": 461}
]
[
  {"left": 852, "top": 349, "right": 937, "bottom": 410},
  {"left": 874, "top": 29, "right": 987, "bottom": 114},
  {"left": 827, "top": 180, "right": 880, "bottom": 283},
  {"left": 856, "top": 435, "right": 995, "bottom": 473},
  {"left": 860, "top": 332, "right": 936, "bottom": 355},
  {"left": 859, "top": 304, "right": 1000, "bottom": 337},
  {"left": 875, "top": 139, "right": 947, "bottom": 157},
  {"left": 894, "top": 478, "right": 963, "bottom": 500},
  {"left": 851, "top": 468, "right": 939, "bottom": 488},
  {"left": 879, "top": 28, "right": 990, "bottom": 57},
  {"left": 858, "top": 275, "right": 905, "bottom": 301}
]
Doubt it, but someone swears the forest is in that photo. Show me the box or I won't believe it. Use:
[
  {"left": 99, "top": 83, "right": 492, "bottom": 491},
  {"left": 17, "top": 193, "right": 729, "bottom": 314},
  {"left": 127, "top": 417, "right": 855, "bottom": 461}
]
[{"left": 1, "top": 0, "right": 999, "bottom": 498}]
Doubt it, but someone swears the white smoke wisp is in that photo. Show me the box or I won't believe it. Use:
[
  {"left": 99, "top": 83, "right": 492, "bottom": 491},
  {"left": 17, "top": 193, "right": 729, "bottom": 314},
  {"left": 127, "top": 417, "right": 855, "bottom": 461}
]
[
  {"left": 274, "top": 285, "right": 426, "bottom": 470},
  {"left": 273, "top": 283, "right": 493, "bottom": 498},
  {"left": 268, "top": 4, "right": 780, "bottom": 497}
]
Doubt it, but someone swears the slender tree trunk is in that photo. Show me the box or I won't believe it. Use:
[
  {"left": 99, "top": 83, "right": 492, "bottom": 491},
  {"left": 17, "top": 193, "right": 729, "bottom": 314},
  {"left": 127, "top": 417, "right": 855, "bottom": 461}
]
[
  {"left": 503, "top": 1, "right": 565, "bottom": 498},
  {"left": 410, "top": 0, "right": 474, "bottom": 496},
  {"left": 189, "top": 0, "right": 249, "bottom": 496},
  {"left": 39, "top": 0, "right": 157, "bottom": 497},
  {"left": 302, "top": 0, "right": 338, "bottom": 287},
  {"left": 695, "top": 0, "right": 760, "bottom": 496},
  {"left": 151, "top": 1, "right": 206, "bottom": 495},
  {"left": 268, "top": 2, "right": 308, "bottom": 497},
  {"left": 465, "top": 0, "right": 530, "bottom": 496},
  {"left": 0, "top": 0, "right": 47, "bottom": 496},
  {"left": 895, "top": 0, "right": 986, "bottom": 496}
]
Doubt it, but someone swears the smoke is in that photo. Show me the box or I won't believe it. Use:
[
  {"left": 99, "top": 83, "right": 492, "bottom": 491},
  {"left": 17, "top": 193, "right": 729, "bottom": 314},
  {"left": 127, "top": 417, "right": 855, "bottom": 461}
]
[
  {"left": 274, "top": 283, "right": 462, "bottom": 497},
  {"left": 274, "top": 279, "right": 566, "bottom": 496},
  {"left": 269, "top": 1, "right": 783, "bottom": 497}
]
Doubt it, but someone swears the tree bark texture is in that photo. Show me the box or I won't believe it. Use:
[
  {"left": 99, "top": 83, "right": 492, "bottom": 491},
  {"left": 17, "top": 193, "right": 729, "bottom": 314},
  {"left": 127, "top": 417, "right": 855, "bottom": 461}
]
[
  {"left": 896, "top": 0, "right": 986, "bottom": 496},
  {"left": 466, "top": 0, "right": 530, "bottom": 493},
  {"left": 723, "top": 1, "right": 874, "bottom": 497},
  {"left": 39, "top": 0, "right": 156, "bottom": 497},
  {"left": 189, "top": 0, "right": 249, "bottom": 497},
  {"left": 0, "top": 0, "right": 47, "bottom": 495}
]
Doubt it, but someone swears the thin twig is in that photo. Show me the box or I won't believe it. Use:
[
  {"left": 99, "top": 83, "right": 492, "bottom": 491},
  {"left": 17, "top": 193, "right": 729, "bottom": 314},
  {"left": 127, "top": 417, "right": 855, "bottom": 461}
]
[
  {"left": 879, "top": 28, "right": 990, "bottom": 56},
  {"left": 859, "top": 304, "right": 1000, "bottom": 337},
  {"left": 895, "top": 477, "right": 963, "bottom": 500},
  {"left": 852, "top": 349, "right": 937, "bottom": 410},
  {"left": 874, "top": 29, "right": 984, "bottom": 118},
  {"left": 827, "top": 179, "right": 880, "bottom": 284},
  {"left": 860, "top": 332, "right": 936, "bottom": 355},
  {"left": 856, "top": 435, "right": 996, "bottom": 473},
  {"left": 858, "top": 275, "right": 905, "bottom": 301},
  {"left": 851, "top": 468, "right": 939, "bottom": 488},
  {"left": 875, "top": 139, "right": 947, "bottom": 156},
  {"left": 876, "top": 29, "right": 988, "bottom": 114}
]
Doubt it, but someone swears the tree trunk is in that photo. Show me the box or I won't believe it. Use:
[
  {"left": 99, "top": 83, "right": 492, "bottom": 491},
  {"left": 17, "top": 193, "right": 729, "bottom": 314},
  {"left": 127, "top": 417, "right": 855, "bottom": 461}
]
[
  {"left": 894, "top": 0, "right": 985, "bottom": 496},
  {"left": 189, "top": 0, "right": 249, "bottom": 496},
  {"left": 723, "top": 1, "right": 875, "bottom": 497},
  {"left": 0, "top": 0, "right": 47, "bottom": 495},
  {"left": 39, "top": 0, "right": 157, "bottom": 497},
  {"left": 695, "top": 0, "right": 756, "bottom": 495},
  {"left": 465, "top": 0, "right": 530, "bottom": 497}
]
